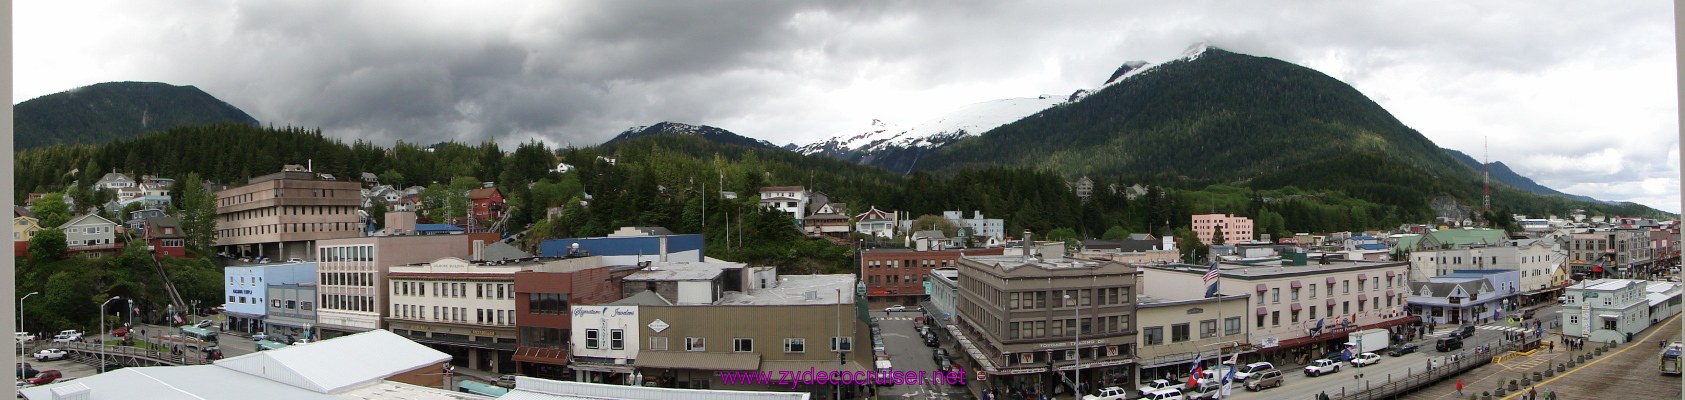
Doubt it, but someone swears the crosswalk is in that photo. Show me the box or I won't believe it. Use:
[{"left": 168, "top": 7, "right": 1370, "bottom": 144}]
[
  {"left": 1423, "top": 323, "right": 1535, "bottom": 338},
  {"left": 877, "top": 317, "right": 918, "bottom": 321}
]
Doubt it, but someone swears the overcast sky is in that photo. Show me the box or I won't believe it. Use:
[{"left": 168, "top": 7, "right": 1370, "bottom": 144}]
[{"left": 15, "top": 1, "right": 1680, "bottom": 213}]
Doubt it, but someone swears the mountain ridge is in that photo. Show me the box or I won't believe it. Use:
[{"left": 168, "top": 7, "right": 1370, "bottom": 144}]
[{"left": 15, "top": 81, "right": 259, "bottom": 150}]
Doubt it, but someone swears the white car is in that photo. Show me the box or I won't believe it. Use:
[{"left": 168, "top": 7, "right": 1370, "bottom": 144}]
[
  {"left": 32, "top": 349, "right": 67, "bottom": 362},
  {"left": 1233, "top": 362, "right": 1275, "bottom": 381},
  {"left": 1144, "top": 388, "right": 1186, "bottom": 400},
  {"left": 883, "top": 305, "right": 906, "bottom": 312},
  {"left": 15, "top": 332, "right": 35, "bottom": 344},
  {"left": 1138, "top": 379, "right": 1175, "bottom": 397},
  {"left": 1304, "top": 359, "right": 1341, "bottom": 376},
  {"left": 1195, "top": 365, "right": 1234, "bottom": 385},
  {"left": 50, "top": 334, "right": 81, "bottom": 344},
  {"left": 1081, "top": 386, "right": 1130, "bottom": 400},
  {"left": 1349, "top": 352, "right": 1381, "bottom": 367}
]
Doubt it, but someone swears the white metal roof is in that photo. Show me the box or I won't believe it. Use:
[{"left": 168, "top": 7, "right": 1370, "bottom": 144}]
[
  {"left": 19, "top": 365, "right": 340, "bottom": 400},
  {"left": 498, "top": 377, "right": 809, "bottom": 400},
  {"left": 215, "top": 329, "right": 450, "bottom": 393}
]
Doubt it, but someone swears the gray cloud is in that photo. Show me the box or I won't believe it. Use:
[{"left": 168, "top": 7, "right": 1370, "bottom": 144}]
[{"left": 14, "top": 0, "right": 1679, "bottom": 212}]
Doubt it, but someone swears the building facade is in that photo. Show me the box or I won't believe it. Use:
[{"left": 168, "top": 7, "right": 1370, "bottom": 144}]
[
  {"left": 13, "top": 206, "right": 41, "bottom": 258},
  {"left": 757, "top": 186, "right": 810, "bottom": 223},
  {"left": 215, "top": 167, "right": 363, "bottom": 260},
  {"left": 512, "top": 257, "right": 635, "bottom": 379},
  {"left": 467, "top": 187, "right": 505, "bottom": 227},
  {"left": 143, "top": 216, "right": 188, "bottom": 258},
  {"left": 1406, "top": 239, "right": 1567, "bottom": 307},
  {"left": 386, "top": 257, "right": 522, "bottom": 374},
  {"left": 264, "top": 283, "right": 319, "bottom": 342},
  {"left": 1561, "top": 279, "right": 1653, "bottom": 344},
  {"left": 313, "top": 234, "right": 470, "bottom": 338},
  {"left": 1567, "top": 229, "right": 1652, "bottom": 278},
  {"left": 854, "top": 207, "right": 897, "bottom": 239},
  {"left": 1133, "top": 292, "right": 1251, "bottom": 389},
  {"left": 223, "top": 262, "right": 317, "bottom": 334},
  {"left": 1191, "top": 214, "right": 1254, "bottom": 245},
  {"left": 943, "top": 210, "right": 1006, "bottom": 243},
  {"left": 953, "top": 254, "right": 1138, "bottom": 397},
  {"left": 861, "top": 247, "right": 1005, "bottom": 308},
  {"left": 60, "top": 214, "right": 120, "bottom": 254},
  {"left": 1407, "top": 270, "right": 1520, "bottom": 325}
]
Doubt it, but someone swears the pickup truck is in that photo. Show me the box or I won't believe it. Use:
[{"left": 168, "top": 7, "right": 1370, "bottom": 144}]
[
  {"left": 1303, "top": 359, "right": 1341, "bottom": 377},
  {"left": 1138, "top": 379, "right": 1176, "bottom": 397}
]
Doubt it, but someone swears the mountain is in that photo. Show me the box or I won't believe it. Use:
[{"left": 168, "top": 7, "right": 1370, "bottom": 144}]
[
  {"left": 797, "top": 96, "right": 1069, "bottom": 173},
  {"left": 15, "top": 81, "right": 259, "bottom": 150},
  {"left": 604, "top": 122, "right": 783, "bottom": 150},
  {"left": 1441, "top": 148, "right": 1616, "bottom": 205}
]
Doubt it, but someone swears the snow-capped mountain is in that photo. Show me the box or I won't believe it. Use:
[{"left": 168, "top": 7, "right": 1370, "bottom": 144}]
[
  {"left": 793, "top": 118, "right": 904, "bottom": 158},
  {"left": 605, "top": 121, "right": 783, "bottom": 149},
  {"left": 798, "top": 95, "right": 1069, "bottom": 160}
]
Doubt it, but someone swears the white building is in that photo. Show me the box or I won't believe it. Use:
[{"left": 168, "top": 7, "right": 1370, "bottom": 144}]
[
  {"left": 569, "top": 304, "right": 642, "bottom": 384},
  {"left": 1406, "top": 239, "right": 1567, "bottom": 307},
  {"left": 387, "top": 257, "right": 523, "bottom": 373},
  {"left": 60, "top": 214, "right": 118, "bottom": 248},
  {"left": 942, "top": 210, "right": 1005, "bottom": 243},
  {"left": 758, "top": 186, "right": 810, "bottom": 223},
  {"left": 853, "top": 207, "right": 896, "bottom": 239},
  {"left": 1561, "top": 279, "right": 1653, "bottom": 344},
  {"left": 94, "top": 172, "right": 136, "bottom": 191}
]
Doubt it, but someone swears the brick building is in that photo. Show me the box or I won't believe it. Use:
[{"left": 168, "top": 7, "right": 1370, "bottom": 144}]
[
  {"left": 861, "top": 246, "right": 1004, "bottom": 308},
  {"left": 512, "top": 256, "right": 639, "bottom": 379}
]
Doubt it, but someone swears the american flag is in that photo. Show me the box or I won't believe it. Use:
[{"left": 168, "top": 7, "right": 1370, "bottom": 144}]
[{"left": 1203, "top": 260, "right": 1220, "bottom": 283}]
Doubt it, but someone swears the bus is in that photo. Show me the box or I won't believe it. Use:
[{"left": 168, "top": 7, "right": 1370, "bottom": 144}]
[
  {"left": 180, "top": 326, "right": 218, "bottom": 343},
  {"left": 1662, "top": 342, "right": 1682, "bottom": 375},
  {"left": 255, "top": 340, "right": 288, "bottom": 352}
]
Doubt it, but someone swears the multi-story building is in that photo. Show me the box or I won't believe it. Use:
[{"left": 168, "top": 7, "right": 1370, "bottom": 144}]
[
  {"left": 802, "top": 203, "right": 852, "bottom": 239},
  {"left": 928, "top": 268, "right": 960, "bottom": 323},
  {"left": 1134, "top": 290, "right": 1250, "bottom": 389},
  {"left": 537, "top": 228, "right": 704, "bottom": 265},
  {"left": 1078, "top": 236, "right": 1179, "bottom": 265},
  {"left": 1407, "top": 269, "right": 1520, "bottom": 325},
  {"left": 223, "top": 262, "right": 317, "bottom": 335},
  {"left": 1191, "top": 214, "right": 1254, "bottom": 245},
  {"left": 1406, "top": 239, "right": 1567, "bottom": 307},
  {"left": 1140, "top": 259, "right": 1413, "bottom": 367},
  {"left": 1072, "top": 176, "right": 1094, "bottom": 202},
  {"left": 60, "top": 214, "right": 121, "bottom": 256},
  {"left": 1651, "top": 228, "right": 1680, "bottom": 276},
  {"left": 1567, "top": 228, "right": 1651, "bottom": 278},
  {"left": 513, "top": 256, "right": 639, "bottom": 380},
  {"left": 613, "top": 262, "right": 870, "bottom": 399},
  {"left": 215, "top": 165, "right": 363, "bottom": 260},
  {"left": 13, "top": 206, "right": 41, "bottom": 258},
  {"left": 1561, "top": 279, "right": 1656, "bottom": 344},
  {"left": 757, "top": 186, "right": 810, "bottom": 223},
  {"left": 467, "top": 187, "right": 505, "bottom": 227},
  {"left": 386, "top": 257, "right": 523, "bottom": 374},
  {"left": 943, "top": 210, "right": 1006, "bottom": 243},
  {"left": 264, "top": 283, "right": 318, "bottom": 342},
  {"left": 142, "top": 216, "right": 187, "bottom": 259},
  {"left": 861, "top": 246, "right": 1005, "bottom": 308},
  {"left": 313, "top": 232, "right": 471, "bottom": 339},
  {"left": 94, "top": 172, "right": 136, "bottom": 191},
  {"left": 854, "top": 207, "right": 897, "bottom": 239},
  {"left": 953, "top": 254, "right": 1138, "bottom": 397}
]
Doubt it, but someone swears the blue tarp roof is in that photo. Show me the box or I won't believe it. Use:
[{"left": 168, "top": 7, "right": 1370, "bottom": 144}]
[
  {"left": 413, "top": 224, "right": 464, "bottom": 233},
  {"left": 1355, "top": 243, "right": 1389, "bottom": 250}
]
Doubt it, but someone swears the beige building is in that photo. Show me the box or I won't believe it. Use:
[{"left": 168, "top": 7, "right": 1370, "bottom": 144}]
[
  {"left": 1191, "top": 214, "right": 1254, "bottom": 245},
  {"left": 1140, "top": 259, "right": 1414, "bottom": 367},
  {"left": 954, "top": 253, "right": 1138, "bottom": 396},
  {"left": 1133, "top": 291, "right": 1250, "bottom": 389},
  {"left": 216, "top": 166, "right": 363, "bottom": 260},
  {"left": 314, "top": 233, "right": 472, "bottom": 338},
  {"left": 386, "top": 257, "right": 522, "bottom": 374}
]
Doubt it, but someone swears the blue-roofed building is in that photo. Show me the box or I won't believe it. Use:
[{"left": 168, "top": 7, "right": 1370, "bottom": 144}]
[
  {"left": 1355, "top": 243, "right": 1389, "bottom": 251},
  {"left": 413, "top": 224, "right": 465, "bottom": 234},
  {"left": 537, "top": 227, "right": 703, "bottom": 265},
  {"left": 1407, "top": 269, "right": 1520, "bottom": 325}
]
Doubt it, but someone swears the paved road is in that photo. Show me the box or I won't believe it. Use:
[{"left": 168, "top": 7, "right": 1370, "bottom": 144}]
[
  {"left": 872, "top": 311, "right": 973, "bottom": 400},
  {"left": 132, "top": 322, "right": 256, "bottom": 359}
]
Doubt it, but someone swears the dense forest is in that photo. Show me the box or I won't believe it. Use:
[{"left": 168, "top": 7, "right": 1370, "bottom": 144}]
[{"left": 14, "top": 81, "right": 259, "bottom": 150}]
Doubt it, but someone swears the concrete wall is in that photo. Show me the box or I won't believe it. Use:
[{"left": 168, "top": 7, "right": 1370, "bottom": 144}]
[
  {"left": 677, "top": 281, "right": 714, "bottom": 305},
  {"left": 215, "top": 177, "right": 362, "bottom": 247},
  {"left": 638, "top": 303, "right": 867, "bottom": 364},
  {"left": 1135, "top": 295, "right": 1252, "bottom": 367}
]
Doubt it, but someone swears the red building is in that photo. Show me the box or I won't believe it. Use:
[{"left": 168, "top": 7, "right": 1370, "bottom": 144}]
[
  {"left": 144, "top": 216, "right": 187, "bottom": 258},
  {"left": 861, "top": 246, "right": 1004, "bottom": 307},
  {"left": 468, "top": 187, "right": 505, "bottom": 226},
  {"left": 511, "top": 256, "right": 638, "bottom": 379}
]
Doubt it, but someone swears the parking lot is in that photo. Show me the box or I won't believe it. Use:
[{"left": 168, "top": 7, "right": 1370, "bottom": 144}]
[{"left": 16, "top": 342, "right": 104, "bottom": 390}]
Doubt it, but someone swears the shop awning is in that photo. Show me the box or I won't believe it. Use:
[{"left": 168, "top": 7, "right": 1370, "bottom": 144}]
[
  {"left": 1599, "top": 314, "right": 1621, "bottom": 319},
  {"left": 1290, "top": 303, "right": 1302, "bottom": 312},
  {"left": 636, "top": 352, "right": 761, "bottom": 371},
  {"left": 1256, "top": 307, "right": 1268, "bottom": 316},
  {"left": 1291, "top": 281, "right": 1303, "bottom": 289},
  {"left": 1358, "top": 274, "right": 1368, "bottom": 281},
  {"left": 1255, "top": 284, "right": 1268, "bottom": 292},
  {"left": 513, "top": 346, "right": 567, "bottom": 365}
]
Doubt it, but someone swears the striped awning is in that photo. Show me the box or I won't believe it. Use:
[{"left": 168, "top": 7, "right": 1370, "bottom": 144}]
[
  {"left": 1291, "top": 281, "right": 1303, "bottom": 289},
  {"left": 1255, "top": 284, "right": 1267, "bottom": 292},
  {"left": 1256, "top": 307, "right": 1268, "bottom": 316},
  {"left": 1290, "top": 303, "right": 1302, "bottom": 312}
]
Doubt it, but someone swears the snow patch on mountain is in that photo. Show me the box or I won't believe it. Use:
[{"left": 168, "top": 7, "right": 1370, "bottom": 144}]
[
  {"left": 1101, "top": 42, "right": 1218, "bottom": 89},
  {"left": 798, "top": 96, "right": 1067, "bottom": 156}
]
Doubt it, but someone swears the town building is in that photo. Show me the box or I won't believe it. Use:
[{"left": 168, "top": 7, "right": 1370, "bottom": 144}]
[
  {"left": 1140, "top": 258, "right": 1414, "bottom": 368},
  {"left": 1190, "top": 214, "right": 1254, "bottom": 245},
  {"left": 801, "top": 202, "right": 852, "bottom": 239},
  {"left": 264, "top": 282, "right": 319, "bottom": 343},
  {"left": 928, "top": 268, "right": 961, "bottom": 323},
  {"left": 1407, "top": 269, "right": 1520, "bottom": 325},
  {"left": 13, "top": 206, "right": 41, "bottom": 257},
  {"left": 943, "top": 210, "right": 1006, "bottom": 243},
  {"left": 952, "top": 253, "right": 1139, "bottom": 397},
  {"left": 757, "top": 186, "right": 811, "bottom": 223},
  {"left": 1647, "top": 281, "right": 1683, "bottom": 325},
  {"left": 125, "top": 208, "right": 167, "bottom": 232},
  {"left": 853, "top": 207, "right": 897, "bottom": 239},
  {"left": 861, "top": 246, "right": 1004, "bottom": 308},
  {"left": 501, "top": 377, "right": 810, "bottom": 400},
  {"left": 567, "top": 300, "right": 642, "bottom": 385},
  {"left": 94, "top": 172, "right": 136, "bottom": 191},
  {"left": 1072, "top": 176, "right": 1094, "bottom": 201},
  {"left": 537, "top": 228, "right": 703, "bottom": 265},
  {"left": 467, "top": 187, "right": 505, "bottom": 229},
  {"left": 1405, "top": 239, "right": 1568, "bottom": 307},
  {"left": 1077, "top": 235, "right": 1179, "bottom": 265},
  {"left": 1561, "top": 279, "right": 1659, "bottom": 344},
  {"left": 1133, "top": 289, "right": 1250, "bottom": 390},
  {"left": 142, "top": 216, "right": 188, "bottom": 258},
  {"left": 513, "top": 257, "right": 640, "bottom": 380},
  {"left": 386, "top": 257, "right": 523, "bottom": 374},
  {"left": 313, "top": 228, "right": 473, "bottom": 339},
  {"left": 223, "top": 262, "right": 317, "bottom": 335},
  {"left": 60, "top": 213, "right": 122, "bottom": 257},
  {"left": 215, "top": 165, "right": 364, "bottom": 261},
  {"left": 1566, "top": 228, "right": 1653, "bottom": 279},
  {"left": 620, "top": 264, "right": 871, "bottom": 399}
]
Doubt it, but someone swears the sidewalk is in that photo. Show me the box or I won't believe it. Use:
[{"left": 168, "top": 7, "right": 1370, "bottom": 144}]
[{"left": 1401, "top": 314, "right": 1681, "bottom": 400}]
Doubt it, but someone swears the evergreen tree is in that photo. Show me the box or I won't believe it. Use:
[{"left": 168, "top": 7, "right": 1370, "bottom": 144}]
[
  {"left": 28, "top": 229, "right": 68, "bottom": 262},
  {"left": 30, "top": 193, "right": 72, "bottom": 228},
  {"left": 176, "top": 173, "right": 218, "bottom": 255}
]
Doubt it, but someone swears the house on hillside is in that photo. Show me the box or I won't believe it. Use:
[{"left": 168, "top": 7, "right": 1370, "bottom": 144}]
[
  {"left": 854, "top": 207, "right": 897, "bottom": 239},
  {"left": 14, "top": 206, "right": 41, "bottom": 258},
  {"left": 95, "top": 172, "right": 136, "bottom": 191},
  {"left": 125, "top": 208, "right": 168, "bottom": 232},
  {"left": 803, "top": 202, "right": 851, "bottom": 239},
  {"left": 467, "top": 187, "right": 506, "bottom": 226},
  {"left": 60, "top": 214, "right": 122, "bottom": 257},
  {"left": 144, "top": 216, "right": 187, "bottom": 258},
  {"left": 360, "top": 172, "right": 379, "bottom": 186},
  {"left": 758, "top": 186, "right": 810, "bottom": 223}
]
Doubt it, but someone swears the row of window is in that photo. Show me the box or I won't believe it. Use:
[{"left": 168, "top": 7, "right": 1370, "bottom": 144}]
[
  {"left": 529, "top": 293, "right": 569, "bottom": 314},
  {"left": 392, "top": 281, "right": 513, "bottom": 300},
  {"left": 603, "top": 333, "right": 852, "bottom": 353},
  {"left": 220, "top": 222, "right": 358, "bottom": 238},
  {"left": 1258, "top": 276, "right": 1400, "bottom": 305},
  {"left": 1254, "top": 296, "right": 1403, "bottom": 328},
  {"left": 865, "top": 275, "right": 924, "bottom": 285},
  {"left": 1007, "top": 314, "right": 1131, "bottom": 340},
  {"left": 320, "top": 245, "right": 374, "bottom": 262},
  {"left": 269, "top": 298, "right": 315, "bottom": 310},
  {"left": 322, "top": 272, "right": 373, "bottom": 287},
  {"left": 864, "top": 259, "right": 953, "bottom": 269},
  {"left": 1008, "top": 287, "right": 1130, "bottom": 310},
  {"left": 322, "top": 294, "right": 374, "bottom": 312},
  {"left": 391, "top": 303, "right": 515, "bottom": 325},
  {"left": 1143, "top": 317, "right": 1243, "bottom": 345}
]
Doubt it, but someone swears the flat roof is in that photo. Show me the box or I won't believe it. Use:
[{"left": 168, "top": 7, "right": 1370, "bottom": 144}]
[
  {"left": 1577, "top": 279, "right": 1648, "bottom": 291},
  {"left": 1138, "top": 293, "right": 1245, "bottom": 307},
  {"left": 963, "top": 255, "right": 1107, "bottom": 270},
  {"left": 502, "top": 377, "right": 808, "bottom": 400},
  {"left": 19, "top": 365, "right": 340, "bottom": 400},
  {"left": 1146, "top": 260, "right": 1405, "bottom": 280},
  {"left": 337, "top": 381, "right": 493, "bottom": 400},
  {"left": 622, "top": 261, "right": 744, "bottom": 282},
  {"left": 716, "top": 274, "right": 856, "bottom": 305}
]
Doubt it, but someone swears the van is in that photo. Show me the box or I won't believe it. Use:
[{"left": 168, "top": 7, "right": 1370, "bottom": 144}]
[
  {"left": 1245, "top": 369, "right": 1283, "bottom": 391},
  {"left": 1457, "top": 325, "right": 1476, "bottom": 339},
  {"left": 1144, "top": 388, "right": 1186, "bottom": 400},
  {"left": 1436, "top": 336, "right": 1464, "bottom": 352}
]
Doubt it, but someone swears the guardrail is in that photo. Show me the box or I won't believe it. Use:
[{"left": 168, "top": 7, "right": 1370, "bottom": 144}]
[{"left": 1332, "top": 338, "right": 1540, "bottom": 400}]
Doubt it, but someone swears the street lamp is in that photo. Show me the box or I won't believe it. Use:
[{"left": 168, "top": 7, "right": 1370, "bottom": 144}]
[
  {"left": 20, "top": 291, "right": 39, "bottom": 376},
  {"left": 99, "top": 296, "right": 122, "bottom": 373}
]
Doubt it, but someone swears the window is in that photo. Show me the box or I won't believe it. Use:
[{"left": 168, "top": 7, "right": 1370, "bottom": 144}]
[
  {"left": 1200, "top": 319, "right": 1217, "bottom": 338},
  {"left": 1568, "top": 315, "right": 1578, "bottom": 324},
  {"left": 1291, "top": 288, "right": 1300, "bottom": 301},
  {"left": 301, "top": 302, "right": 313, "bottom": 310},
  {"left": 1010, "top": 322, "right": 1020, "bottom": 339},
  {"left": 611, "top": 330, "right": 624, "bottom": 350},
  {"left": 831, "top": 337, "right": 852, "bottom": 352},
  {"left": 585, "top": 329, "right": 600, "bottom": 349},
  {"left": 1225, "top": 317, "right": 1241, "bottom": 335},
  {"left": 228, "top": 295, "right": 235, "bottom": 302},
  {"left": 1272, "top": 288, "right": 1280, "bottom": 303},
  {"left": 1311, "top": 305, "right": 1318, "bottom": 318},
  {"left": 733, "top": 338, "right": 753, "bottom": 352},
  {"left": 286, "top": 300, "right": 296, "bottom": 309},
  {"left": 1143, "top": 327, "right": 1164, "bottom": 345},
  {"left": 650, "top": 337, "right": 669, "bottom": 351},
  {"left": 1257, "top": 295, "right": 1265, "bottom": 305},
  {"left": 1010, "top": 293, "right": 1020, "bottom": 310},
  {"left": 1271, "top": 311, "right": 1280, "bottom": 326},
  {"left": 1343, "top": 301, "right": 1350, "bottom": 315},
  {"left": 685, "top": 337, "right": 706, "bottom": 351},
  {"left": 1257, "top": 314, "right": 1265, "bottom": 328},
  {"left": 1343, "top": 280, "right": 1350, "bottom": 294}
]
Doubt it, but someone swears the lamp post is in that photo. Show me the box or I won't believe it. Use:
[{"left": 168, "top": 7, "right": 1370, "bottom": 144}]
[
  {"left": 99, "top": 296, "right": 122, "bottom": 372},
  {"left": 20, "top": 292, "right": 39, "bottom": 376}
]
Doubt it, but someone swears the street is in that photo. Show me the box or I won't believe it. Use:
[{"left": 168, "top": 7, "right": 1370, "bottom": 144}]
[{"left": 872, "top": 310, "right": 974, "bottom": 400}]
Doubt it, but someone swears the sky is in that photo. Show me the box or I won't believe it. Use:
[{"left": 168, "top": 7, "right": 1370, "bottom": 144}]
[{"left": 14, "top": 1, "right": 1681, "bottom": 213}]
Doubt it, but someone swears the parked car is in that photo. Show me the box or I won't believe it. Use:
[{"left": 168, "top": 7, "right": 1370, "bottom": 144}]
[
  {"left": 1303, "top": 359, "right": 1341, "bottom": 377},
  {"left": 196, "top": 320, "right": 215, "bottom": 329},
  {"left": 16, "top": 363, "right": 37, "bottom": 379},
  {"left": 1436, "top": 336, "right": 1464, "bottom": 352},
  {"left": 932, "top": 348, "right": 949, "bottom": 365},
  {"left": 1244, "top": 369, "right": 1283, "bottom": 391},
  {"left": 15, "top": 333, "right": 36, "bottom": 344},
  {"left": 1195, "top": 365, "right": 1233, "bottom": 386},
  {"left": 251, "top": 333, "right": 271, "bottom": 342},
  {"left": 111, "top": 327, "right": 129, "bottom": 337},
  {"left": 1232, "top": 362, "right": 1275, "bottom": 381},
  {"left": 494, "top": 375, "right": 518, "bottom": 388},
  {"left": 1143, "top": 388, "right": 1186, "bottom": 400},
  {"left": 1138, "top": 379, "right": 1175, "bottom": 397},
  {"left": 1386, "top": 343, "right": 1420, "bottom": 357},
  {"left": 1081, "top": 386, "right": 1130, "bottom": 400},
  {"left": 1521, "top": 309, "right": 1536, "bottom": 320},
  {"left": 884, "top": 305, "right": 907, "bottom": 312},
  {"left": 32, "top": 349, "right": 67, "bottom": 362},
  {"left": 1457, "top": 325, "right": 1476, "bottom": 339},
  {"left": 923, "top": 335, "right": 939, "bottom": 347},
  {"left": 27, "top": 370, "right": 62, "bottom": 386},
  {"left": 1185, "top": 381, "right": 1221, "bottom": 400},
  {"left": 1349, "top": 352, "right": 1381, "bottom": 367},
  {"left": 49, "top": 334, "right": 80, "bottom": 344}
]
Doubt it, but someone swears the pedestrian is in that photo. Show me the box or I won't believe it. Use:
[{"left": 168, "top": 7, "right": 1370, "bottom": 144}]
[
  {"left": 1456, "top": 379, "right": 1464, "bottom": 396},
  {"left": 1528, "top": 386, "right": 1537, "bottom": 400}
]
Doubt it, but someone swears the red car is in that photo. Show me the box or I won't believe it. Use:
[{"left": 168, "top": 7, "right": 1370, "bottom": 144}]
[
  {"left": 111, "top": 327, "right": 129, "bottom": 337},
  {"left": 28, "top": 370, "right": 62, "bottom": 385}
]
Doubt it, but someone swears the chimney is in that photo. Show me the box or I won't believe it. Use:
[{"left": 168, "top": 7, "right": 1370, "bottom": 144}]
[
  {"left": 1022, "top": 230, "right": 1032, "bottom": 263},
  {"left": 659, "top": 235, "right": 669, "bottom": 262}
]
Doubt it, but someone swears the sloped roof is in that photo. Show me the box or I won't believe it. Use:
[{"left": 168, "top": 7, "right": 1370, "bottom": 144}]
[
  {"left": 146, "top": 216, "right": 185, "bottom": 239},
  {"left": 59, "top": 213, "right": 117, "bottom": 229},
  {"left": 214, "top": 329, "right": 450, "bottom": 394},
  {"left": 759, "top": 186, "right": 805, "bottom": 193},
  {"left": 912, "top": 230, "right": 948, "bottom": 240},
  {"left": 481, "top": 241, "right": 533, "bottom": 261},
  {"left": 96, "top": 172, "right": 134, "bottom": 183},
  {"left": 18, "top": 365, "right": 340, "bottom": 400},
  {"left": 468, "top": 187, "right": 503, "bottom": 200},
  {"left": 610, "top": 290, "right": 673, "bottom": 306},
  {"left": 14, "top": 205, "right": 36, "bottom": 219}
]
